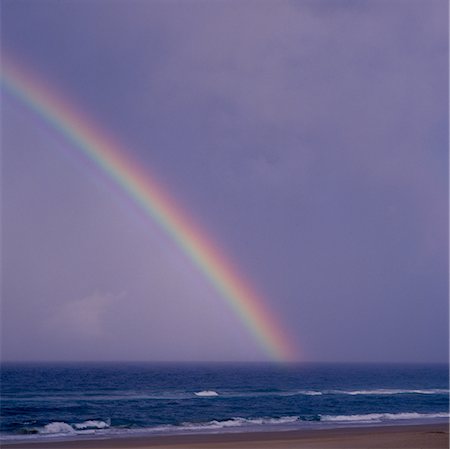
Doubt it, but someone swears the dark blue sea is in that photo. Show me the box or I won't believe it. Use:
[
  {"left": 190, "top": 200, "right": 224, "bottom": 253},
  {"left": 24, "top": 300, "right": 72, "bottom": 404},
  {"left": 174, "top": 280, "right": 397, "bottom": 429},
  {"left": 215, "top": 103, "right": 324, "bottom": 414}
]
[{"left": 1, "top": 363, "right": 448, "bottom": 443}]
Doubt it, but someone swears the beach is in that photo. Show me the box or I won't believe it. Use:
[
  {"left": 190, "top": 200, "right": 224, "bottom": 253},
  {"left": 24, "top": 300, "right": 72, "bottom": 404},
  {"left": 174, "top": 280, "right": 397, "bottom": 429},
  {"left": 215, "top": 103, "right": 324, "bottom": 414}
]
[{"left": 2, "top": 423, "right": 449, "bottom": 449}]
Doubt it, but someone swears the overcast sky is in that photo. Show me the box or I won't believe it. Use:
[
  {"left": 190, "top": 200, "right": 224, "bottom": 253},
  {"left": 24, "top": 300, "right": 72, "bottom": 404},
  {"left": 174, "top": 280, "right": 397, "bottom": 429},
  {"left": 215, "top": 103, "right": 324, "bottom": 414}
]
[{"left": 1, "top": 0, "right": 448, "bottom": 363}]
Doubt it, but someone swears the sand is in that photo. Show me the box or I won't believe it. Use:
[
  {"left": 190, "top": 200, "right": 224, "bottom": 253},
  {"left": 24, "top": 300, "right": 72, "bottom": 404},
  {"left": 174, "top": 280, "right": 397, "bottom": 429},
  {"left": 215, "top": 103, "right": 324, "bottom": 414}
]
[{"left": 2, "top": 423, "right": 449, "bottom": 449}]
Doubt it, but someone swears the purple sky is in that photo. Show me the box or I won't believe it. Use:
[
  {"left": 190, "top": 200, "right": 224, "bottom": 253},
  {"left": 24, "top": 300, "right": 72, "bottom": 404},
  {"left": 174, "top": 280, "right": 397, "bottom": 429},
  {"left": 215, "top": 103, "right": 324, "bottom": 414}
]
[{"left": 1, "top": 0, "right": 448, "bottom": 362}]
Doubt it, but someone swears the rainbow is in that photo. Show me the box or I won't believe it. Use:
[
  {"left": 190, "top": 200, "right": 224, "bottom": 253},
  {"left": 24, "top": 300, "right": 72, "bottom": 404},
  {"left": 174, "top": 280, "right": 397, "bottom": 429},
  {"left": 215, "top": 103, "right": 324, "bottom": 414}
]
[{"left": 1, "top": 57, "right": 298, "bottom": 362}]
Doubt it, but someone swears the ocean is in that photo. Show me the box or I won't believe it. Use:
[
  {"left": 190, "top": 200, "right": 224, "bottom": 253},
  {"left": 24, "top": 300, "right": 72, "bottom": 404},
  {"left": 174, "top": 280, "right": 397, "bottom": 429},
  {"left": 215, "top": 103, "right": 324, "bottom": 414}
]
[{"left": 1, "top": 362, "right": 448, "bottom": 443}]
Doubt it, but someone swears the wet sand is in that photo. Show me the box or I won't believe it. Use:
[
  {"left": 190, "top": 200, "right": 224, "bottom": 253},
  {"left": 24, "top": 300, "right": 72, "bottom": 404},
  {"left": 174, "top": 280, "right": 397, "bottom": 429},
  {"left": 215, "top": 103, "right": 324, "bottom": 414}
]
[{"left": 2, "top": 423, "right": 449, "bottom": 449}]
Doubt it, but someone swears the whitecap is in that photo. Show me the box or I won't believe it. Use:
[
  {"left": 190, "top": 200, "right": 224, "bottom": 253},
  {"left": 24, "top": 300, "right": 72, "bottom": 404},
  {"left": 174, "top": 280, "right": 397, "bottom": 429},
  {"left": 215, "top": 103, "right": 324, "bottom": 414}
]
[
  {"left": 296, "top": 390, "right": 322, "bottom": 396},
  {"left": 320, "top": 412, "right": 449, "bottom": 423},
  {"left": 73, "top": 420, "right": 110, "bottom": 430},
  {"left": 41, "top": 422, "right": 75, "bottom": 434},
  {"left": 181, "top": 416, "right": 300, "bottom": 430},
  {"left": 194, "top": 390, "right": 219, "bottom": 397},
  {"left": 332, "top": 389, "right": 449, "bottom": 395}
]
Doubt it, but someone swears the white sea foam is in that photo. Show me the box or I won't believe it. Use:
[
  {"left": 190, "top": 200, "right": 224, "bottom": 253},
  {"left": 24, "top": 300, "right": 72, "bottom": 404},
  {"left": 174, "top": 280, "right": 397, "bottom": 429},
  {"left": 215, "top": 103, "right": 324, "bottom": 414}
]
[
  {"left": 250, "top": 416, "right": 300, "bottom": 425},
  {"left": 181, "top": 416, "right": 300, "bottom": 430},
  {"left": 8, "top": 411, "right": 448, "bottom": 443},
  {"left": 320, "top": 412, "right": 449, "bottom": 423},
  {"left": 10, "top": 388, "right": 445, "bottom": 406},
  {"left": 333, "top": 389, "right": 449, "bottom": 395},
  {"left": 219, "top": 388, "right": 446, "bottom": 398},
  {"left": 73, "top": 420, "right": 110, "bottom": 430},
  {"left": 36, "top": 420, "right": 111, "bottom": 435},
  {"left": 296, "top": 390, "right": 322, "bottom": 396},
  {"left": 217, "top": 390, "right": 323, "bottom": 398},
  {"left": 271, "top": 390, "right": 322, "bottom": 397},
  {"left": 194, "top": 390, "right": 219, "bottom": 397},
  {"left": 409, "top": 389, "right": 450, "bottom": 394},
  {"left": 41, "top": 422, "right": 76, "bottom": 434}
]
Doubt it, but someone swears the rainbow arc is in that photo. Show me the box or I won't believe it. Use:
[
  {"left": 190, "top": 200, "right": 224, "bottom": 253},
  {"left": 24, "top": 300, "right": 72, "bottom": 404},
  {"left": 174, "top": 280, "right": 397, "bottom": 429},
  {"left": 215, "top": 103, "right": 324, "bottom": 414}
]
[{"left": 1, "top": 57, "right": 298, "bottom": 361}]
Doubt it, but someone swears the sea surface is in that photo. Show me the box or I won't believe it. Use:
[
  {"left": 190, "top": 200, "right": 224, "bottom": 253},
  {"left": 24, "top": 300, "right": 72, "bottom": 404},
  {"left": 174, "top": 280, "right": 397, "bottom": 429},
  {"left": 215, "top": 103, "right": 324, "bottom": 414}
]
[{"left": 1, "top": 362, "right": 448, "bottom": 443}]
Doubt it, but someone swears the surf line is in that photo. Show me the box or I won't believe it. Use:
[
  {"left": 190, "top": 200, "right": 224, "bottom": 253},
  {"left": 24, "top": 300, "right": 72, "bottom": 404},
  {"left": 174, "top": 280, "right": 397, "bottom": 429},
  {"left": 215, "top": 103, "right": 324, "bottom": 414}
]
[{"left": 1, "top": 57, "right": 298, "bottom": 362}]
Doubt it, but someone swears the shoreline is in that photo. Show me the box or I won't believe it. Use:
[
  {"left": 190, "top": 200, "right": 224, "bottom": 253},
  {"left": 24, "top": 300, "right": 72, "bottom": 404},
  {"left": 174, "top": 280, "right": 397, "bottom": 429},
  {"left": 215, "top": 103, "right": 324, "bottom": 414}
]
[{"left": 2, "top": 423, "right": 449, "bottom": 449}]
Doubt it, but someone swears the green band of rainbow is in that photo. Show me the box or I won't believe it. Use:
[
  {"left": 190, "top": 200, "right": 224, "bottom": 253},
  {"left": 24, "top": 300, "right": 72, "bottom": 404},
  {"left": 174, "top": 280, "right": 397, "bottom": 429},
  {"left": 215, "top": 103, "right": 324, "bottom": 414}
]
[{"left": 1, "top": 57, "right": 298, "bottom": 362}]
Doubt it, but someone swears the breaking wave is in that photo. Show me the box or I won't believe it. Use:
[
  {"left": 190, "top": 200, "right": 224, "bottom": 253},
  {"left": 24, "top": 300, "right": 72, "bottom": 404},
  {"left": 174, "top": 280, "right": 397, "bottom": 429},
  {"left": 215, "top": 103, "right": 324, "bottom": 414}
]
[
  {"left": 320, "top": 412, "right": 449, "bottom": 423},
  {"left": 180, "top": 416, "right": 300, "bottom": 430},
  {"left": 8, "top": 411, "right": 448, "bottom": 442},
  {"left": 41, "top": 422, "right": 75, "bottom": 434},
  {"left": 5, "top": 388, "right": 446, "bottom": 404},
  {"left": 332, "top": 389, "right": 449, "bottom": 396},
  {"left": 73, "top": 420, "right": 111, "bottom": 430},
  {"left": 194, "top": 390, "right": 219, "bottom": 397},
  {"left": 27, "top": 420, "right": 111, "bottom": 435}
]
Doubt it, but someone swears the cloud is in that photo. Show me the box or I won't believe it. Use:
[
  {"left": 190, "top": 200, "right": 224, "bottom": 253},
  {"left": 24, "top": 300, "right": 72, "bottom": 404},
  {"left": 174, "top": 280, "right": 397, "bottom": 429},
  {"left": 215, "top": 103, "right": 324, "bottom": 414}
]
[
  {"left": 2, "top": 0, "right": 447, "bottom": 362},
  {"left": 46, "top": 292, "right": 121, "bottom": 340}
]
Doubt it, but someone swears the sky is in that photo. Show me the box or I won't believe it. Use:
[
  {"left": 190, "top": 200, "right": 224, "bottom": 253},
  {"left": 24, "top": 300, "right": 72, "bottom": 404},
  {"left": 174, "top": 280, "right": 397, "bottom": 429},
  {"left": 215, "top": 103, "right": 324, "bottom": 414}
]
[{"left": 1, "top": 0, "right": 448, "bottom": 363}]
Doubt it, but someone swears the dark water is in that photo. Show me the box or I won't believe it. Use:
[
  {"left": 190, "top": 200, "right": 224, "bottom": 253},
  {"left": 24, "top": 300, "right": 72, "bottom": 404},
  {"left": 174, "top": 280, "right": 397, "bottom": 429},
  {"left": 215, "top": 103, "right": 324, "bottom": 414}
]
[{"left": 1, "top": 363, "right": 448, "bottom": 442}]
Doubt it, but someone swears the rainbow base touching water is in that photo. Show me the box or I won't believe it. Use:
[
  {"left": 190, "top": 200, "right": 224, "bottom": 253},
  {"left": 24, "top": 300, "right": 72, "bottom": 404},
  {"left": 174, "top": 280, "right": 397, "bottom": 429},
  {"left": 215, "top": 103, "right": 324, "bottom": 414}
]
[{"left": 1, "top": 56, "right": 299, "bottom": 361}]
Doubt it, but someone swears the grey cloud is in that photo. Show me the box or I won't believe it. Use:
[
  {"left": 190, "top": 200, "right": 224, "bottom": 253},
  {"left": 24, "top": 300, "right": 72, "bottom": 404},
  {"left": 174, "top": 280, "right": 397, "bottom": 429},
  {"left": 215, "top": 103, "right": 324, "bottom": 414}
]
[{"left": 1, "top": 0, "right": 447, "bottom": 362}]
